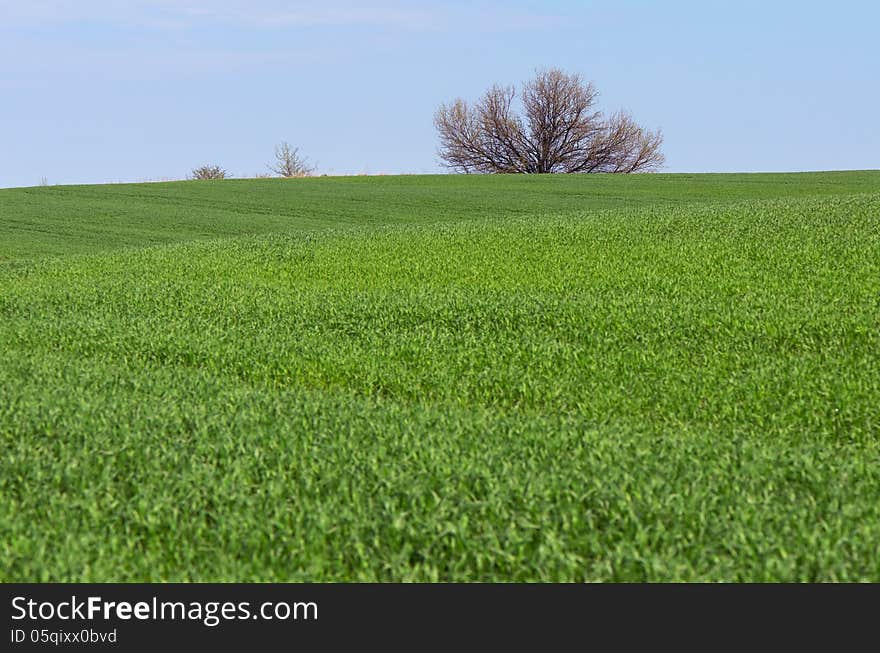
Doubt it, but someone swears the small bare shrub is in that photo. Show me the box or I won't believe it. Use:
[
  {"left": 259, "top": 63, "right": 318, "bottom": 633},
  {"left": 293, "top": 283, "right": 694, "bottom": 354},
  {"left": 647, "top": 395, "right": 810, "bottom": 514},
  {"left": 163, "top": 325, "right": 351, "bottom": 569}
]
[
  {"left": 269, "top": 142, "right": 314, "bottom": 178},
  {"left": 191, "top": 165, "right": 227, "bottom": 180}
]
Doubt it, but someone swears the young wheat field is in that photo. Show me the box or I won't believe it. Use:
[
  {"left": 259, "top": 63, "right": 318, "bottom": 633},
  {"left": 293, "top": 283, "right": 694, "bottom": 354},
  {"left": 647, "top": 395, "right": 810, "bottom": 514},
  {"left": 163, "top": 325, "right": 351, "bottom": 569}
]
[{"left": 1, "top": 171, "right": 879, "bottom": 581}]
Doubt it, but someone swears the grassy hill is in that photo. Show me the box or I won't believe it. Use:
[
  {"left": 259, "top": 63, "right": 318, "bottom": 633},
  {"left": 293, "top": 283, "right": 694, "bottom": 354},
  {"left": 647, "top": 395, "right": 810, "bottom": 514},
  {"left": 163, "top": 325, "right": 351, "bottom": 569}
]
[
  {"left": 1, "top": 172, "right": 879, "bottom": 580},
  {"left": 3, "top": 171, "right": 879, "bottom": 260}
]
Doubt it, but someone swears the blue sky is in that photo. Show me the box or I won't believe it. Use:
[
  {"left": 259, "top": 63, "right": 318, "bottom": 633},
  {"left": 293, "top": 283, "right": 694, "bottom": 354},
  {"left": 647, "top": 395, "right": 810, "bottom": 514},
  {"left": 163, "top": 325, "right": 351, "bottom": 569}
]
[{"left": 1, "top": 0, "right": 877, "bottom": 187}]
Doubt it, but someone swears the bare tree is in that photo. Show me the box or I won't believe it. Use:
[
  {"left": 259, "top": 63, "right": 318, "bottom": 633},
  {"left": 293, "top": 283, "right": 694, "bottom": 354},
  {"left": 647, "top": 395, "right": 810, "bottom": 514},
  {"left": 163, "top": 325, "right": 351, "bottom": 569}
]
[
  {"left": 269, "top": 142, "right": 314, "bottom": 178},
  {"left": 191, "top": 165, "right": 227, "bottom": 180},
  {"left": 435, "top": 69, "right": 664, "bottom": 174}
]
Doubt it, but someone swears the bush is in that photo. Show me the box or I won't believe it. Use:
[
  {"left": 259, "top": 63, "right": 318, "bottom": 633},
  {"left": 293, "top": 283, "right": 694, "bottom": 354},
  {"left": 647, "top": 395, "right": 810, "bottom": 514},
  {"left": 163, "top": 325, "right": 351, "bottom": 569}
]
[
  {"left": 191, "top": 165, "right": 227, "bottom": 180},
  {"left": 269, "top": 142, "right": 314, "bottom": 178}
]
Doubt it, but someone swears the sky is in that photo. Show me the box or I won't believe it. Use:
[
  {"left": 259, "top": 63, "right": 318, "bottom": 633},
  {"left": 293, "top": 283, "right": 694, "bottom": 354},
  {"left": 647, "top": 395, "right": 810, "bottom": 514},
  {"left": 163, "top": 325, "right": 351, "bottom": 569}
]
[{"left": 0, "top": 0, "right": 878, "bottom": 187}]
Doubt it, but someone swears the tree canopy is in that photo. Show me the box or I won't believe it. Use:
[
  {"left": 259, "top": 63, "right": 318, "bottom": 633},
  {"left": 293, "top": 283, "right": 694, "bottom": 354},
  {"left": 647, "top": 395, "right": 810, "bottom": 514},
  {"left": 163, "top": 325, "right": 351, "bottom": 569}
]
[{"left": 435, "top": 69, "right": 664, "bottom": 174}]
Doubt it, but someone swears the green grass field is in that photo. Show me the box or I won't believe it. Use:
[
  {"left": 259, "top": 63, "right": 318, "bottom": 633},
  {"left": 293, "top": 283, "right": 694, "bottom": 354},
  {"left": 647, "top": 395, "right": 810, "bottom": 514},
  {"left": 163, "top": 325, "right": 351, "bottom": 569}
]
[{"left": 2, "top": 172, "right": 879, "bottom": 581}]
